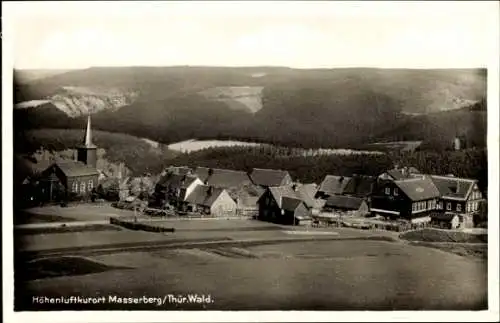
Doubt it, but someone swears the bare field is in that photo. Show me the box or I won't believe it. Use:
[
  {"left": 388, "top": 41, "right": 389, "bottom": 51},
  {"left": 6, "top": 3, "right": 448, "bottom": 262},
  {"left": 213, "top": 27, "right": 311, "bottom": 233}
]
[{"left": 16, "top": 240, "right": 487, "bottom": 310}]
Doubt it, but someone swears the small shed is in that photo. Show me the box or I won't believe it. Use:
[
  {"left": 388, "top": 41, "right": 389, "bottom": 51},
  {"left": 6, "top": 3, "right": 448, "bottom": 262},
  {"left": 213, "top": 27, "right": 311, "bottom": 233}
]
[
  {"left": 430, "top": 213, "right": 460, "bottom": 229},
  {"left": 323, "top": 195, "right": 370, "bottom": 216}
]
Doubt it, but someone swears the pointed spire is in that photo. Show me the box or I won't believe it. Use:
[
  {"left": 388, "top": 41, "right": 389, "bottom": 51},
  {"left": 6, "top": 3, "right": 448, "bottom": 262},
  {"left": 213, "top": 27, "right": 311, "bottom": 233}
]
[{"left": 84, "top": 114, "right": 94, "bottom": 147}]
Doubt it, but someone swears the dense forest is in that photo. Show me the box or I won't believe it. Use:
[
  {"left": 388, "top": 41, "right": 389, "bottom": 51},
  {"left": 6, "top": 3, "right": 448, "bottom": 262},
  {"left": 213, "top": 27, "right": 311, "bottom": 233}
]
[{"left": 14, "top": 66, "right": 487, "bottom": 149}]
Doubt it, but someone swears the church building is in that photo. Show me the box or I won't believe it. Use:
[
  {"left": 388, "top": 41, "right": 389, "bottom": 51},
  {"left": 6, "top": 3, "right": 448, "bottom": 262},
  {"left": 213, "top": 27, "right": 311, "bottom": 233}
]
[{"left": 39, "top": 115, "right": 100, "bottom": 202}]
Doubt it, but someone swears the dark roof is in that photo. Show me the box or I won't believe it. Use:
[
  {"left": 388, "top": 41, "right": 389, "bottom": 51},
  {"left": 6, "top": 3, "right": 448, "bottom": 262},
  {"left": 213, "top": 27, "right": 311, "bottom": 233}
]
[
  {"left": 206, "top": 168, "right": 252, "bottom": 188},
  {"left": 430, "top": 175, "right": 476, "bottom": 200},
  {"left": 325, "top": 195, "right": 366, "bottom": 210},
  {"left": 54, "top": 161, "right": 99, "bottom": 177},
  {"left": 394, "top": 177, "right": 440, "bottom": 201},
  {"left": 343, "top": 175, "right": 376, "bottom": 196},
  {"left": 185, "top": 185, "right": 226, "bottom": 207},
  {"left": 318, "top": 175, "right": 351, "bottom": 195},
  {"left": 281, "top": 196, "right": 304, "bottom": 212},
  {"left": 194, "top": 167, "right": 211, "bottom": 182},
  {"left": 250, "top": 168, "right": 291, "bottom": 187},
  {"left": 158, "top": 173, "right": 199, "bottom": 189}
]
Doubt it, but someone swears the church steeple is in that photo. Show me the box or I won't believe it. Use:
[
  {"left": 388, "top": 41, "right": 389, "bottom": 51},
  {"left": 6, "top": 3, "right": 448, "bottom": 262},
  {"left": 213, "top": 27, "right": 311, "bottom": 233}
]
[
  {"left": 77, "top": 114, "right": 97, "bottom": 168},
  {"left": 84, "top": 114, "right": 94, "bottom": 147}
]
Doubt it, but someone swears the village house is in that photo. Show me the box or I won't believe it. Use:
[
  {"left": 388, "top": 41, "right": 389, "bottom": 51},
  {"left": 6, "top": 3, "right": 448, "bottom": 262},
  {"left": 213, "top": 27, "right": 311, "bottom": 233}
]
[
  {"left": 315, "top": 175, "right": 351, "bottom": 199},
  {"left": 152, "top": 173, "right": 203, "bottom": 209},
  {"left": 370, "top": 176, "right": 441, "bottom": 224},
  {"left": 226, "top": 183, "right": 265, "bottom": 217},
  {"left": 249, "top": 168, "right": 293, "bottom": 188},
  {"left": 323, "top": 195, "right": 370, "bottom": 217},
  {"left": 430, "top": 175, "right": 484, "bottom": 228},
  {"left": 184, "top": 185, "right": 237, "bottom": 217},
  {"left": 257, "top": 185, "right": 311, "bottom": 225}
]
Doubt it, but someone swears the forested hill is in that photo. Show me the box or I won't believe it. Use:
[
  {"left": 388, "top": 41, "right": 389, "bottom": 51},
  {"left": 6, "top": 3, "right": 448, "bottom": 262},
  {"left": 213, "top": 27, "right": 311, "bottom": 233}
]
[{"left": 14, "top": 67, "right": 486, "bottom": 149}]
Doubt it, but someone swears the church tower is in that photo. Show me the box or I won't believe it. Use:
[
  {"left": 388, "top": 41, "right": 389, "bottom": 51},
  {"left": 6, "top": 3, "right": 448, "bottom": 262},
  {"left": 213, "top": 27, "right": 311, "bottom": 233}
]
[{"left": 77, "top": 115, "right": 97, "bottom": 168}]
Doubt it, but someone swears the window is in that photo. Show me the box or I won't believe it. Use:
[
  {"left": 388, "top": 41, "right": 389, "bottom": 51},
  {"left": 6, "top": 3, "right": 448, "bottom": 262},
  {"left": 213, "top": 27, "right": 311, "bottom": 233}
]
[
  {"left": 466, "top": 203, "right": 471, "bottom": 213},
  {"left": 412, "top": 203, "right": 416, "bottom": 212},
  {"left": 88, "top": 180, "right": 94, "bottom": 190},
  {"left": 457, "top": 204, "right": 462, "bottom": 212},
  {"left": 72, "top": 182, "right": 78, "bottom": 193},
  {"left": 385, "top": 187, "right": 390, "bottom": 195},
  {"left": 80, "top": 182, "right": 86, "bottom": 193},
  {"left": 394, "top": 188, "right": 398, "bottom": 196},
  {"left": 446, "top": 203, "right": 452, "bottom": 211},
  {"left": 474, "top": 202, "right": 479, "bottom": 211},
  {"left": 438, "top": 201, "right": 443, "bottom": 210}
]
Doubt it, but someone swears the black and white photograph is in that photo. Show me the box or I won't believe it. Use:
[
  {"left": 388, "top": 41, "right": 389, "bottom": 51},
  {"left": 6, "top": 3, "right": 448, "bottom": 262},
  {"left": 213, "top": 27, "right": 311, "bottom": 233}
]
[{"left": 3, "top": 1, "right": 499, "bottom": 322}]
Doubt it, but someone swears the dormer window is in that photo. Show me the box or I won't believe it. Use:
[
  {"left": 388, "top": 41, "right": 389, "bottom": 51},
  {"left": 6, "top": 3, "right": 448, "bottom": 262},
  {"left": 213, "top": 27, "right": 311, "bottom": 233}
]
[
  {"left": 385, "top": 187, "right": 390, "bottom": 195},
  {"left": 394, "top": 188, "right": 399, "bottom": 196},
  {"left": 457, "top": 204, "right": 462, "bottom": 212},
  {"left": 446, "top": 203, "right": 452, "bottom": 211}
]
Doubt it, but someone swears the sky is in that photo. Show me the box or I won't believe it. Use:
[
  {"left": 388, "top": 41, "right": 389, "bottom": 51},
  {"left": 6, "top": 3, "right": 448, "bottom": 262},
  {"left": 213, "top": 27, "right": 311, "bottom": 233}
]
[{"left": 3, "top": 1, "right": 499, "bottom": 69}]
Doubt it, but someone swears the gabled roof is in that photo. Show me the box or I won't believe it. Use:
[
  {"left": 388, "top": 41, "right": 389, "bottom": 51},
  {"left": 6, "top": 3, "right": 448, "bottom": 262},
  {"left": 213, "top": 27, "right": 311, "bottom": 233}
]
[
  {"left": 268, "top": 185, "right": 299, "bottom": 208},
  {"left": 394, "top": 177, "right": 440, "bottom": 201},
  {"left": 249, "top": 168, "right": 291, "bottom": 187},
  {"left": 318, "top": 175, "right": 351, "bottom": 195},
  {"left": 185, "top": 185, "right": 226, "bottom": 207},
  {"left": 281, "top": 196, "right": 304, "bottom": 212},
  {"left": 343, "top": 175, "right": 376, "bottom": 197},
  {"left": 157, "top": 173, "right": 199, "bottom": 189},
  {"left": 54, "top": 161, "right": 99, "bottom": 177},
  {"left": 193, "top": 167, "right": 211, "bottom": 182},
  {"left": 295, "top": 183, "right": 320, "bottom": 209},
  {"left": 267, "top": 184, "right": 320, "bottom": 209},
  {"left": 430, "top": 175, "right": 477, "bottom": 200},
  {"left": 325, "top": 195, "right": 366, "bottom": 210},
  {"left": 206, "top": 168, "right": 252, "bottom": 188}
]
